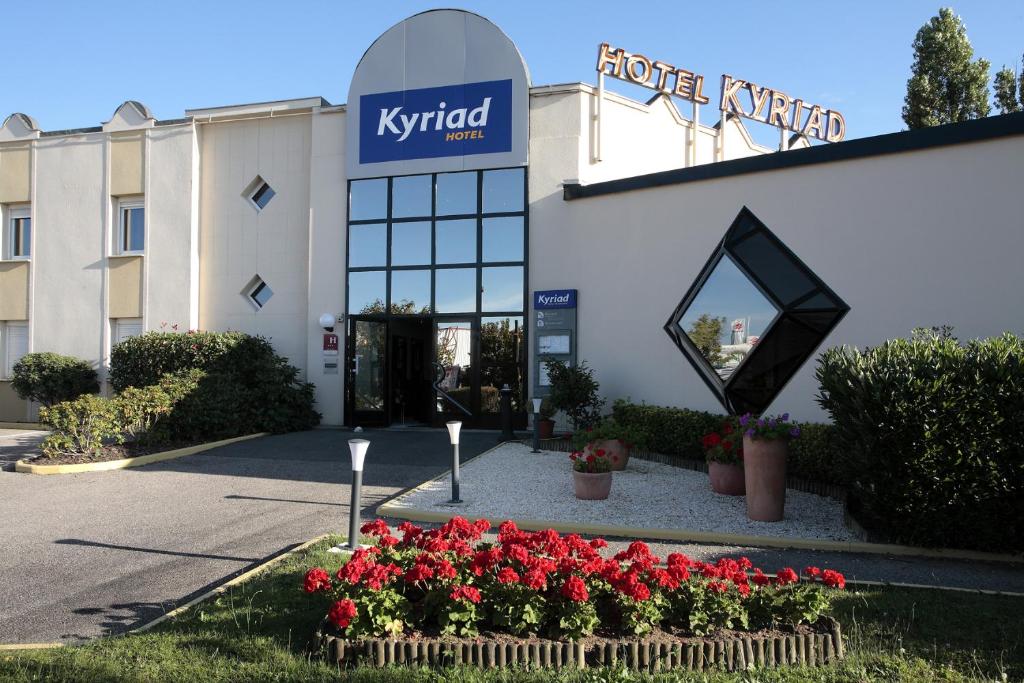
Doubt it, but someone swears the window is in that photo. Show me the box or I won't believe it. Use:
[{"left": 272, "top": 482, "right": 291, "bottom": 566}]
[
  {"left": 664, "top": 207, "right": 849, "bottom": 415},
  {"left": 113, "top": 318, "right": 143, "bottom": 346},
  {"left": 245, "top": 176, "right": 276, "bottom": 211},
  {"left": 8, "top": 206, "right": 31, "bottom": 260},
  {"left": 117, "top": 198, "right": 145, "bottom": 254},
  {"left": 244, "top": 276, "right": 274, "bottom": 310},
  {"left": 3, "top": 322, "right": 28, "bottom": 378}
]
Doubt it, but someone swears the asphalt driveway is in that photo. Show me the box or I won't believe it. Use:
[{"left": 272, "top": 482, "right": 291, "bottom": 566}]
[{"left": 0, "top": 428, "right": 500, "bottom": 644}]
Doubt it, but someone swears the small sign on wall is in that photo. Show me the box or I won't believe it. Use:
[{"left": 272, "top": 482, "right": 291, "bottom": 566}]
[{"left": 323, "top": 333, "right": 339, "bottom": 354}]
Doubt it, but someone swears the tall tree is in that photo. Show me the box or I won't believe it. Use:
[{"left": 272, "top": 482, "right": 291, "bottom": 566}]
[
  {"left": 994, "top": 66, "right": 1021, "bottom": 113},
  {"left": 902, "top": 8, "right": 991, "bottom": 129}
]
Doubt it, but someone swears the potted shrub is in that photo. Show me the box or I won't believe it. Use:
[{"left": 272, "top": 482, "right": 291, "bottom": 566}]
[
  {"left": 701, "top": 418, "right": 745, "bottom": 495},
  {"left": 571, "top": 418, "right": 647, "bottom": 471},
  {"left": 537, "top": 398, "right": 557, "bottom": 439},
  {"left": 544, "top": 359, "right": 604, "bottom": 433},
  {"left": 740, "top": 413, "right": 801, "bottom": 521},
  {"left": 569, "top": 449, "right": 613, "bottom": 500}
]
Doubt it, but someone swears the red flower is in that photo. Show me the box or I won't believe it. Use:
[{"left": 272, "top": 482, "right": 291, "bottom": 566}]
[
  {"left": 736, "top": 582, "right": 751, "bottom": 597},
  {"left": 722, "top": 423, "right": 734, "bottom": 435},
  {"left": 523, "top": 569, "right": 547, "bottom": 590},
  {"left": 595, "top": 448, "right": 606, "bottom": 458},
  {"left": 804, "top": 566, "right": 822, "bottom": 578},
  {"left": 303, "top": 567, "right": 331, "bottom": 593},
  {"left": 586, "top": 454, "right": 596, "bottom": 463},
  {"left": 450, "top": 585, "right": 482, "bottom": 604},
  {"left": 377, "top": 535, "right": 399, "bottom": 547},
  {"left": 775, "top": 568, "right": 799, "bottom": 586},
  {"left": 708, "top": 581, "right": 728, "bottom": 594},
  {"left": 404, "top": 563, "right": 434, "bottom": 584},
  {"left": 589, "top": 538, "right": 608, "bottom": 549},
  {"left": 497, "top": 567, "right": 520, "bottom": 584},
  {"left": 398, "top": 522, "right": 422, "bottom": 544},
  {"left": 722, "top": 440, "right": 733, "bottom": 451},
  {"left": 751, "top": 569, "right": 771, "bottom": 587},
  {"left": 474, "top": 518, "right": 492, "bottom": 534},
  {"left": 360, "top": 519, "right": 391, "bottom": 537},
  {"left": 702, "top": 433, "right": 722, "bottom": 449},
  {"left": 822, "top": 569, "right": 846, "bottom": 589},
  {"left": 560, "top": 575, "right": 589, "bottom": 602},
  {"left": 328, "top": 599, "right": 358, "bottom": 629},
  {"left": 434, "top": 559, "right": 457, "bottom": 580}
]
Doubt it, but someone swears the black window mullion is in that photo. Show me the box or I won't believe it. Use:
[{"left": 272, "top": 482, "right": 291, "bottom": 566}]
[{"left": 431, "top": 173, "right": 437, "bottom": 314}]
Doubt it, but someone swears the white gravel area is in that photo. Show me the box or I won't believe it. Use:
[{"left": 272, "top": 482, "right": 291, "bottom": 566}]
[{"left": 391, "top": 443, "right": 858, "bottom": 542}]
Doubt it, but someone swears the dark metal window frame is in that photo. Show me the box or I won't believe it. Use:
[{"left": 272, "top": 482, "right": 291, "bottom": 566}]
[
  {"left": 345, "top": 167, "right": 529, "bottom": 428},
  {"left": 664, "top": 206, "right": 849, "bottom": 416}
]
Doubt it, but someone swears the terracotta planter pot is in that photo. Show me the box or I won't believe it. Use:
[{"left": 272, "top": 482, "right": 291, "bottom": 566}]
[
  {"left": 538, "top": 419, "right": 555, "bottom": 439},
  {"left": 743, "top": 435, "right": 788, "bottom": 522},
  {"left": 586, "top": 439, "right": 629, "bottom": 471},
  {"left": 708, "top": 461, "right": 745, "bottom": 495},
  {"left": 572, "top": 470, "right": 612, "bottom": 500}
]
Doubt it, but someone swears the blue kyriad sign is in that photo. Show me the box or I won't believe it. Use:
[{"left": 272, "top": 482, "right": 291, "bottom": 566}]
[
  {"left": 359, "top": 79, "right": 513, "bottom": 164},
  {"left": 534, "top": 289, "right": 577, "bottom": 310}
]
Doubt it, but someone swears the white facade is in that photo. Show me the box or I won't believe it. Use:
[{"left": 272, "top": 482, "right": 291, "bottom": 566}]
[{"left": 2, "top": 9, "right": 1022, "bottom": 427}]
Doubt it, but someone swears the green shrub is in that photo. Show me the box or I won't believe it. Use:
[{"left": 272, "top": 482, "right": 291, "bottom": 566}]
[
  {"left": 110, "top": 332, "right": 320, "bottom": 439},
  {"left": 112, "top": 384, "right": 175, "bottom": 445},
  {"left": 612, "top": 399, "right": 843, "bottom": 484},
  {"left": 611, "top": 399, "right": 722, "bottom": 461},
  {"left": 544, "top": 359, "right": 604, "bottom": 431},
  {"left": 11, "top": 352, "right": 99, "bottom": 406},
  {"left": 39, "top": 395, "right": 120, "bottom": 458},
  {"left": 816, "top": 329, "right": 1024, "bottom": 551}
]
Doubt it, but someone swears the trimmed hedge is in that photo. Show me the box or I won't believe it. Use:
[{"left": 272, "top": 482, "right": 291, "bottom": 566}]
[
  {"left": 611, "top": 400, "right": 845, "bottom": 486},
  {"left": 11, "top": 352, "right": 99, "bottom": 406},
  {"left": 816, "top": 330, "right": 1024, "bottom": 552},
  {"left": 110, "top": 331, "right": 320, "bottom": 440}
]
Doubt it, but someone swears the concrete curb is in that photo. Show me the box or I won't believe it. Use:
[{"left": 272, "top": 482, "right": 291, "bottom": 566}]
[
  {"left": 13, "top": 433, "right": 268, "bottom": 475},
  {"left": 375, "top": 452, "right": 1024, "bottom": 567},
  {"left": 0, "top": 533, "right": 337, "bottom": 651},
  {"left": 0, "top": 422, "right": 45, "bottom": 430}
]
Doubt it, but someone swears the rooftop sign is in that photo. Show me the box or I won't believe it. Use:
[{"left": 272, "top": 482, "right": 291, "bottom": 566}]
[{"left": 596, "top": 43, "right": 846, "bottom": 143}]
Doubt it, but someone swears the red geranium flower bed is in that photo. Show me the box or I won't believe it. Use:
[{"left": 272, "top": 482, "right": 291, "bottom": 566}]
[{"left": 303, "top": 517, "right": 845, "bottom": 640}]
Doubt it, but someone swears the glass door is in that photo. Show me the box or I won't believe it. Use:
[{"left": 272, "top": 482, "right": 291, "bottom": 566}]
[
  {"left": 347, "top": 317, "right": 388, "bottom": 426},
  {"left": 433, "top": 318, "right": 475, "bottom": 425}
]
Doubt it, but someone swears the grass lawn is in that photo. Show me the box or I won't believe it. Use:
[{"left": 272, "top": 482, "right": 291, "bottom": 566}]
[{"left": 1, "top": 537, "right": 1020, "bottom": 682}]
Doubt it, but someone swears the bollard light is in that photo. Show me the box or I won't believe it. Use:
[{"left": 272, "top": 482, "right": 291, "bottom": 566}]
[
  {"left": 531, "top": 398, "right": 543, "bottom": 453},
  {"left": 330, "top": 438, "right": 369, "bottom": 553},
  {"left": 446, "top": 421, "right": 463, "bottom": 504}
]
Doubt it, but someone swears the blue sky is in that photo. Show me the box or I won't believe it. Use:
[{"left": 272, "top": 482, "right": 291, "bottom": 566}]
[{"left": 3, "top": 1, "right": 1021, "bottom": 142}]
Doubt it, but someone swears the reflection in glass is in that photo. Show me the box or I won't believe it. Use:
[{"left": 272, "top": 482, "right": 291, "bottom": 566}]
[
  {"left": 392, "top": 174, "right": 432, "bottom": 218},
  {"left": 350, "top": 178, "right": 388, "bottom": 220},
  {"left": 390, "top": 269, "right": 432, "bottom": 314},
  {"left": 482, "top": 168, "right": 524, "bottom": 213},
  {"left": 436, "top": 320, "right": 473, "bottom": 415},
  {"left": 482, "top": 217, "right": 524, "bottom": 262},
  {"left": 391, "top": 221, "right": 431, "bottom": 266},
  {"left": 354, "top": 320, "right": 386, "bottom": 411},
  {"left": 436, "top": 171, "right": 477, "bottom": 215},
  {"left": 435, "top": 268, "right": 477, "bottom": 313},
  {"left": 435, "top": 219, "right": 476, "bottom": 264},
  {"left": 481, "top": 266, "right": 524, "bottom": 312},
  {"left": 677, "top": 255, "right": 777, "bottom": 381},
  {"left": 348, "top": 270, "right": 387, "bottom": 314},
  {"left": 480, "top": 316, "right": 524, "bottom": 413},
  {"left": 349, "top": 223, "right": 387, "bottom": 267}
]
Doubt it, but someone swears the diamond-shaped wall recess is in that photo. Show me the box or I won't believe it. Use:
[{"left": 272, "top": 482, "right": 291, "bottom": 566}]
[{"left": 664, "top": 207, "right": 850, "bottom": 415}]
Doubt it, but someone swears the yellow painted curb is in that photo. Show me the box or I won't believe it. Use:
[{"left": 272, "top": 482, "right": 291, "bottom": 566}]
[
  {"left": 14, "top": 433, "right": 268, "bottom": 475},
  {"left": 0, "top": 642, "right": 64, "bottom": 651},
  {"left": 0, "top": 422, "right": 45, "bottom": 430},
  {"left": 375, "top": 448, "right": 1024, "bottom": 567}
]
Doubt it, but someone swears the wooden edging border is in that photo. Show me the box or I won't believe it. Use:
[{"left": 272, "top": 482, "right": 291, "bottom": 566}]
[
  {"left": 13, "top": 433, "right": 268, "bottom": 475},
  {"left": 318, "top": 620, "right": 844, "bottom": 672},
  {"left": 377, "top": 443, "right": 1024, "bottom": 566}
]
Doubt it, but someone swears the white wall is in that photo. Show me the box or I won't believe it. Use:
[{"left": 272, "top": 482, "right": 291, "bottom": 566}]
[
  {"left": 147, "top": 124, "right": 199, "bottom": 332},
  {"left": 532, "top": 134, "right": 1024, "bottom": 422},
  {"left": 198, "top": 114, "right": 312, "bottom": 376},
  {"left": 32, "top": 133, "right": 108, "bottom": 369},
  {"left": 306, "top": 107, "right": 347, "bottom": 425}
]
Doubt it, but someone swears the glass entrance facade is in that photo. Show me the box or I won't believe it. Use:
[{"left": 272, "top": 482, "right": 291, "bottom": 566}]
[{"left": 345, "top": 168, "right": 527, "bottom": 428}]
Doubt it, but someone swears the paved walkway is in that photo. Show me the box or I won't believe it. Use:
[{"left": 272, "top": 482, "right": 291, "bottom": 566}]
[
  {"left": 0, "top": 428, "right": 47, "bottom": 471},
  {"left": 1, "top": 429, "right": 1021, "bottom": 646},
  {"left": 0, "top": 428, "right": 500, "bottom": 644}
]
